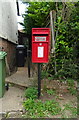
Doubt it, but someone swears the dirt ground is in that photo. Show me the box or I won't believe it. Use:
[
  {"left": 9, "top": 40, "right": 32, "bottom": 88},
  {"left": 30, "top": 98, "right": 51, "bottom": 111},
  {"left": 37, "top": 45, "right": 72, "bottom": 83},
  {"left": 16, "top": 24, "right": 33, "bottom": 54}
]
[{"left": 40, "top": 79, "right": 77, "bottom": 118}]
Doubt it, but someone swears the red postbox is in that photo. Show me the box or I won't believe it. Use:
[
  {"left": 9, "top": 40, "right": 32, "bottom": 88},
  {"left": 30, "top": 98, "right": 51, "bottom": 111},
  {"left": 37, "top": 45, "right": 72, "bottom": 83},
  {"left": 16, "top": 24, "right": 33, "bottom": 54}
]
[{"left": 32, "top": 28, "right": 50, "bottom": 63}]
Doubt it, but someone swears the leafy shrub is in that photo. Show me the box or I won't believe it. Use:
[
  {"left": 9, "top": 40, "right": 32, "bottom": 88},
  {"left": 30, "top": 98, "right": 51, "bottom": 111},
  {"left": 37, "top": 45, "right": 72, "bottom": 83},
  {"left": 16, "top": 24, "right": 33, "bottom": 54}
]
[
  {"left": 42, "top": 57, "right": 78, "bottom": 80},
  {"left": 24, "top": 87, "right": 38, "bottom": 99}
]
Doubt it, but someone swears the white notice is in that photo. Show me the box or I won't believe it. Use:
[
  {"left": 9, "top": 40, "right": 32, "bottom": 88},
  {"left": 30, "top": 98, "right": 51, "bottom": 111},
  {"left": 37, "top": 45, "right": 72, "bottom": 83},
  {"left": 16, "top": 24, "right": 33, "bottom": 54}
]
[
  {"left": 38, "top": 47, "right": 44, "bottom": 58},
  {"left": 35, "top": 37, "right": 46, "bottom": 41}
]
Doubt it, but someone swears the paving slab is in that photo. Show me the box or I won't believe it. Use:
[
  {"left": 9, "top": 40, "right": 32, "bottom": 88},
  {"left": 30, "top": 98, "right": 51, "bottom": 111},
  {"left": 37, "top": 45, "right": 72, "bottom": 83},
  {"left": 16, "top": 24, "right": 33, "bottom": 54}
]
[
  {"left": 2, "top": 86, "right": 24, "bottom": 112},
  {"left": 0, "top": 86, "right": 25, "bottom": 119},
  {"left": 5, "top": 67, "right": 37, "bottom": 87}
]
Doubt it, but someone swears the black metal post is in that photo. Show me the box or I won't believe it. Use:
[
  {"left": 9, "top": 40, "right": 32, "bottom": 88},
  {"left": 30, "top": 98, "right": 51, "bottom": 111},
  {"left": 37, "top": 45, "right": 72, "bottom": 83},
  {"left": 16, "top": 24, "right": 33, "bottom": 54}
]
[
  {"left": 27, "top": 50, "right": 31, "bottom": 78},
  {"left": 38, "top": 63, "right": 41, "bottom": 98}
]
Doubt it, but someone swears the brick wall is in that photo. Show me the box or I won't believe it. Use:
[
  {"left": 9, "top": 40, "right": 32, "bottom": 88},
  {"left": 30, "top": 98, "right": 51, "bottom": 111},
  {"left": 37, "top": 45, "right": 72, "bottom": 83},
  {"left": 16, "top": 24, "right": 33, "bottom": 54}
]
[{"left": 0, "top": 37, "right": 17, "bottom": 72}]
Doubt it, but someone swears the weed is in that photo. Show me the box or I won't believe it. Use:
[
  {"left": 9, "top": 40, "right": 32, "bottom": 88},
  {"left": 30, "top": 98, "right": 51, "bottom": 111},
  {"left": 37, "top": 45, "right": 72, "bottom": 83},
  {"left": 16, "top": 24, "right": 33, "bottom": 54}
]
[
  {"left": 67, "top": 87, "right": 77, "bottom": 95},
  {"left": 67, "top": 79, "right": 77, "bottom": 95},
  {"left": 23, "top": 99, "right": 61, "bottom": 118},
  {"left": 5, "top": 112, "right": 9, "bottom": 118},
  {"left": 23, "top": 98, "right": 46, "bottom": 118},
  {"left": 43, "top": 80, "right": 47, "bottom": 91},
  {"left": 47, "top": 89, "right": 56, "bottom": 95},
  {"left": 24, "top": 87, "right": 38, "bottom": 99},
  {"left": 48, "top": 77, "right": 54, "bottom": 80},
  {"left": 41, "top": 71, "right": 49, "bottom": 79},
  {"left": 62, "top": 103, "right": 77, "bottom": 118},
  {"left": 44, "top": 99, "right": 61, "bottom": 115},
  {"left": 67, "top": 78, "right": 74, "bottom": 87}
]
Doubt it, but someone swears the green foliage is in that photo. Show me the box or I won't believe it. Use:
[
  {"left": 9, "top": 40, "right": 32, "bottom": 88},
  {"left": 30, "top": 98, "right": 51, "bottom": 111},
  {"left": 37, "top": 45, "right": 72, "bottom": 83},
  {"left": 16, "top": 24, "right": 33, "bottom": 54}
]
[
  {"left": 22, "top": 2, "right": 56, "bottom": 35},
  {"left": 57, "top": 59, "right": 78, "bottom": 79},
  {"left": 67, "top": 87, "right": 77, "bottom": 96},
  {"left": 44, "top": 100, "right": 61, "bottom": 115},
  {"left": 45, "top": 55, "right": 78, "bottom": 80},
  {"left": 47, "top": 89, "right": 56, "bottom": 95},
  {"left": 63, "top": 103, "right": 77, "bottom": 117},
  {"left": 21, "top": 2, "right": 79, "bottom": 80},
  {"left": 24, "top": 87, "right": 38, "bottom": 99},
  {"left": 23, "top": 98, "right": 61, "bottom": 118},
  {"left": 47, "top": 3, "right": 79, "bottom": 80},
  {"left": 67, "top": 79, "right": 77, "bottom": 95},
  {"left": 67, "top": 79, "right": 74, "bottom": 87},
  {"left": 41, "top": 70, "right": 49, "bottom": 79}
]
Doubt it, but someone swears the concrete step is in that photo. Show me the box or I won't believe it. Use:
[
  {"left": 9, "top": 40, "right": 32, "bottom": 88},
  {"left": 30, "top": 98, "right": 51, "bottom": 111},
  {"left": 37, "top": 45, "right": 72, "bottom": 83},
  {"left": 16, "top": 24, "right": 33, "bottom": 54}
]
[
  {"left": 5, "top": 77, "right": 37, "bottom": 88},
  {"left": 5, "top": 67, "right": 37, "bottom": 88}
]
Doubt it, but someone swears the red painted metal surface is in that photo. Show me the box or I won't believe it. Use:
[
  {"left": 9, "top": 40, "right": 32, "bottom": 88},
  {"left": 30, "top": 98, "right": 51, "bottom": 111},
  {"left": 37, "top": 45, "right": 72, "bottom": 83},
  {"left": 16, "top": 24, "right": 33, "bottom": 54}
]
[{"left": 32, "top": 28, "right": 50, "bottom": 63}]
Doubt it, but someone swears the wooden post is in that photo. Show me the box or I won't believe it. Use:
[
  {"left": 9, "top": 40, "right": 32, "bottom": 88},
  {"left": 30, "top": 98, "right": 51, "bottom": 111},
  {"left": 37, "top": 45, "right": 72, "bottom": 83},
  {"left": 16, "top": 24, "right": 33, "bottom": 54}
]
[
  {"left": 50, "top": 10, "right": 57, "bottom": 74},
  {"left": 50, "top": 10, "right": 56, "bottom": 53}
]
